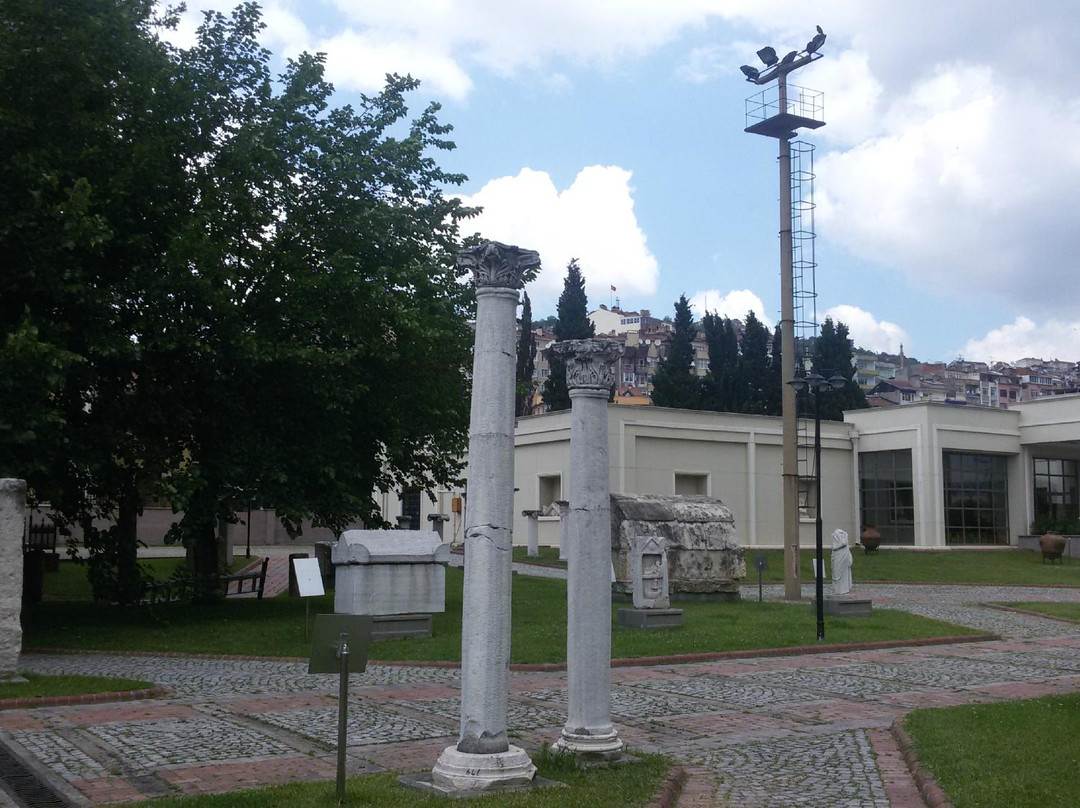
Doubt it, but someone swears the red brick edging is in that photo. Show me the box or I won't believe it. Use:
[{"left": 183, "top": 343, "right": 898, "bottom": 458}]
[
  {"left": 645, "top": 765, "right": 687, "bottom": 808},
  {"left": 0, "top": 685, "right": 167, "bottom": 711},
  {"left": 890, "top": 717, "right": 953, "bottom": 808}
]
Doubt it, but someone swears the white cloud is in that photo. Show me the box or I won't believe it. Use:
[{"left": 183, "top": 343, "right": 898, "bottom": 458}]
[
  {"left": 688, "top": 289, "right": 771, "bottom": 328},
  {"left": 963, "top": 317, "right": 1080, "bottom": 364},
  {"left": 823, "top": 305, "right": 907, "bottom": 354},
  {"left": 816, "top": 63, "right": 1080, "bottom": 312},
  {"left": 457, "top": 166, "right": 659, "bottom": 313}
]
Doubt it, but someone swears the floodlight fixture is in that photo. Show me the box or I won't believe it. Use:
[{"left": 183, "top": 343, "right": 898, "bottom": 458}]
[
  {"left": 740, "top": 64, "right": 761, "bottom": 80},
  {"left": 757, "top": 46, "right": 778, "bottom": 66},
  {"left": 806, "top": 25, "right": 827, "bottom": 54},
  {"left": 779, "top": 50, "right": 799, "bottom": 66}
]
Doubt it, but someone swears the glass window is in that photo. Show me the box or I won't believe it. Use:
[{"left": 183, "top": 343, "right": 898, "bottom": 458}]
[
  {"left": 858, "top": 450, "right": 915, "bottom": 545},
  {"left": 1032, "top": 457, "right": 1079, "bottom": 532},
  {"left": 943, "top": 452, "right": 1008, "bottom": 545}
]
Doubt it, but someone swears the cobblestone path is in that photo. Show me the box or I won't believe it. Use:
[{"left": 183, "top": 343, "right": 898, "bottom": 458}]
[{"left": 5, "top": 582, "right": 1080, "bottom": 807}]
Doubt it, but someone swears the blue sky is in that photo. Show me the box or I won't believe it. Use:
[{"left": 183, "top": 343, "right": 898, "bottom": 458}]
[{"left": 168, "top": 1, "right": 1080, "bottom": 364}]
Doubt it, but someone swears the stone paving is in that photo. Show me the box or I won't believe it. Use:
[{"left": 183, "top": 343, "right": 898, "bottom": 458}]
[{"left": 3, "top": 580, "right": 1080, "bottom": 806}]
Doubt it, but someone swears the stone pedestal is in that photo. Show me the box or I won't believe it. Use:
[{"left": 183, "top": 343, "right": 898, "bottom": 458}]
[
  {"left": 822, "top": 597, "right": 873, "bottom": 618},
  {"left": 0, "top": 479, "right": 27, "bottom": 680},
  {"left": 550, "top": 339, "right": 624, "bottom": 760},
  {"left": 522, "top": 510, "right": 540, "bottom": 557},
  {"left": 617, "top": 608, "right": 684, "bottom": 630},
  {"left": 432, "top": 241, "right": 540, "bottom": 792}
]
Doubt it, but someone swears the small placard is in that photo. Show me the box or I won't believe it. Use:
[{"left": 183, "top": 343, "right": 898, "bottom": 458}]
[
  {"left": 754, "top": 554, "right": 769, "bottom": 572},
  {"left": 309, "top": 614, "right": 373, "bottom": 674},
  {"left": 293, "top": 557, "right": 325, "bottom": 597}
]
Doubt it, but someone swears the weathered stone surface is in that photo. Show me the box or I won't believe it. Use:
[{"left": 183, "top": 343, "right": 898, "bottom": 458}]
[
  {"left": 333, "top": 530, "right": 448, "bottom": 616},
  {"left": 611, "top": 493, "right": 745, "bottom": 597},
  {"left": 0, "top": 479, "right": 27, "bottom": 678}
]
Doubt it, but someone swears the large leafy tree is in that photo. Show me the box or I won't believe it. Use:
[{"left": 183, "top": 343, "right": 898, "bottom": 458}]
[
  {"left": 651, "top": 295, "right": 702, "bottom": 409},
  {"left": 542, "top": 259, "right": 594, "bottom": 411},
  {"left": 0, "top": 0, "right": 474, "bottom": 600},
  {"left": 810, "top": 317, "right": 868, "bottom": 420}
]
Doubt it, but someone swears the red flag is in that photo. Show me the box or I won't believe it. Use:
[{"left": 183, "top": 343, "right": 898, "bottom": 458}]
[{"left": 610, "top": 285, "right": 616, "bottom": 292}]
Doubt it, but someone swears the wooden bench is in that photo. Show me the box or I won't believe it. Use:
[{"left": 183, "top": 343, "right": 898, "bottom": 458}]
[
  {"left": 23, "top": 516, "right": 60, "bottom": 572},
  {"left": 220, "top": 557, "right": 269, "bottom": 599}
]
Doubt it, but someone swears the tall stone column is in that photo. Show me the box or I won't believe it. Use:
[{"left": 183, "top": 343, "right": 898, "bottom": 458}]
[
  {"left": 0, "top": 479, "right": 27, "bottom": 680},
  {"left": 552, "top": 339, "right": 625, "bottom": 759},
  {"left": 432, "top": 241, "right": 540, "bottom": 793}
]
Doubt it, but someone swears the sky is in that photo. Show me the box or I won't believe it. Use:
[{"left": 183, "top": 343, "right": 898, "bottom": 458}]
[{"left": 165, "top": 1, "right": 1080, "bottom": 364}]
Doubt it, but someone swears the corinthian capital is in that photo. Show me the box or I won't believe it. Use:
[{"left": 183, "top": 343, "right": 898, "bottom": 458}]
[
  {"left": 549, "top": 339, "right": 622, "bottom": 390},
  {"left": 458, "top": 241, "right": 541, "bottom": 290}
]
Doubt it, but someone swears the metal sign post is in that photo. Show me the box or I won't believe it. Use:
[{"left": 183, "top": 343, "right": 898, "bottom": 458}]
[
  {"left": 293, "top": 557, "right": 325, "bottom": 641},
  {"left": 309, "top": 614, "right": 372, "bottom": 803},
  {"left": 754, "top": 555, "right": 769, "bottom": 603}
]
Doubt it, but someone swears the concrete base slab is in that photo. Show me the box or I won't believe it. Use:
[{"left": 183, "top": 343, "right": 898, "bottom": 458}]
[
  {"left": 426, "top": 744, "right": 538, "bottom": 794},
  {"left": 554, "top": 726, "right": 624, "bottom": 760},
  {"left": 617, "top": 607, "right": 684, "bottom": 630},
  {"left": 370, "top": 613, "right": 432, "bottom": 640},
  {"left": 400, "top": 772, "right": 565, "bottom": 799},
  {"left": 822, "top": 597, "right": 873, "bottom": 618}
]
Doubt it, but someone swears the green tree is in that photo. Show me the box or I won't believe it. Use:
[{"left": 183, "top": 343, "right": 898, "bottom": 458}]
[
  {"left": 542, "top": 259, "right": 595, "bottom": 411},
  {"left": 702, "top": 312, "right": 740, "bottom": 412},
  {"left": 516, "top": 291, "right": 537, "bottom": 417},
  {"left": 0, "top": 1, "right": 475, "bottom": 599},
  {"left": 810, "top": 318, "right": 869, "bottom": 420},
  {"left": 739, "top": 311, "right": 773, "bottom": 415},
  {"left": 766, "top": 323, "right": 784, "bottom": 416},
  {"left": 652, "top": 295, "right": 702, "bottom": 409}
]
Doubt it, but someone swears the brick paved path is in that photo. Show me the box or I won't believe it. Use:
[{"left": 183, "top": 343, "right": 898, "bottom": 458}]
[{"left": 6, "top": 581, "right": 1080, "bottom": 806}]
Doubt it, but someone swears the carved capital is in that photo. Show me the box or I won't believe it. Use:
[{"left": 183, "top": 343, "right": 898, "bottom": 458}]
[
  {"left": 458, "top": 241, "right": 541, "bottom": 290},
  {"left": 549, "top": 339, "right": 622, "bottom": 390}
]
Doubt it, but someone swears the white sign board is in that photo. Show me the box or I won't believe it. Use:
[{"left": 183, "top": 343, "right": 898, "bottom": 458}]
[{"left": 293, "top": 557, "right": 325, "bottom": 598}]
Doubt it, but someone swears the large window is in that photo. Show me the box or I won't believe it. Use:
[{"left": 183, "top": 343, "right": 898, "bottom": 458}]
[
  {"left": 1032, "top": 457, "right": 1079, "bottom": 532},
  {"left": 943, "top": 452, "right": 1009, "bottom": 545},
  {"left": 858, "top": 450, "right": 915, "bottom": 545}
]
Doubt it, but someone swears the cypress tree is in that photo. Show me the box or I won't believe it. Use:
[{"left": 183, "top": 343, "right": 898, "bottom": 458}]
[
  {"left": 811, "top": 317, "right": 869, "bottom": 420},
  {"left": 652, "top": 295, "right": 702, "bottom": 409},
  {"left": 516, "top": 291, "right": 536, "bottom": 417},
  {"left": 542, "top": 259, "right": 595, "bottom": 411}
]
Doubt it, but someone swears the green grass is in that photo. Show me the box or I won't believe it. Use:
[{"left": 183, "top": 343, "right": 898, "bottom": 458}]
[
  {"left": 511, "top": 546, "right": 566, "bottom": 567},
  {"left": 1001, "top": 601, "right": 1080, "bottom": 621},
  {"left": 113, "top": 749, "right": 671, "bottom": 808},
  {"left": 747, "top": 548, "right": 1080, "bottom": 586},
  {"left": 42, "top": 556, "right": 255, "bottom": 602},
  {"left": 0, "top": 673, "right": 154, "bottom": 701},
  {"left": 24, "top": 567, "right": 980, "bottom": 661},
  {"left": 904, "top": 694, "right": 1080, "bottom": 807}
]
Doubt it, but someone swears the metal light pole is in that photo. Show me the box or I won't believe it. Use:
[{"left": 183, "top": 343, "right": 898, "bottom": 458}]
[
  {"left": 786, "top": 372, "right": 844, "bottom": 640},
  {"left": 741, "top": 30, "right": 826, "bottom": 601}
]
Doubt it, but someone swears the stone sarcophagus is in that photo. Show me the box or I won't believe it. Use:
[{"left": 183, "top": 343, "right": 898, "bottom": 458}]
[
  {"left": 333, "top": 530, "right": 450, "bottom": 637},
  {"left": 611, "top": 494, "right": 745, "bottom": 599}
]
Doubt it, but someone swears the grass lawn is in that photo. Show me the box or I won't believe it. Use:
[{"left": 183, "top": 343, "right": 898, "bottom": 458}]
[
  {"left": 42, "top": 557, "right": 248, "bottom": 602},
  {"left": 24, "top": 566, "right": 981, "bottom": 662},
  {"left": 511, "top": 546, "right": 566, "bottom": 567},
  {"left": 904, "top": 694, "right": 1080, "bottom": 807},
  {"left": 1001, "top": 601, "right": 1080, "bottom": 621},
  {"left": 0, "top": 673, "right": 155, "bottom": 701},
  {"left": 745, "top": 548, "right": 1080, "bottom": 586},
  {"left": 113, "top": 749, "right": 671, "bottom": 808}
]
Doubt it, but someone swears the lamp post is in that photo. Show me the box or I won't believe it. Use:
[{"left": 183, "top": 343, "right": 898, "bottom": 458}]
[{"left": 785, "top": 371, "right": 845, "bottom": 640}]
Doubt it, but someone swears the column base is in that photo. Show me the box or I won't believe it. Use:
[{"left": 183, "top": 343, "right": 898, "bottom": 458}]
[
  {"left": 554, "top": 726, "right": 624, "bottom": 760},
  {"left": 430, "top": 744, "right": 536, "bottom": 793}
]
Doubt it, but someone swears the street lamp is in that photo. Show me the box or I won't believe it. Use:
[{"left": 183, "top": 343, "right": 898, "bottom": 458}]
[{"left": 785, "top": 371, "right": 845, "bottom": 640}]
